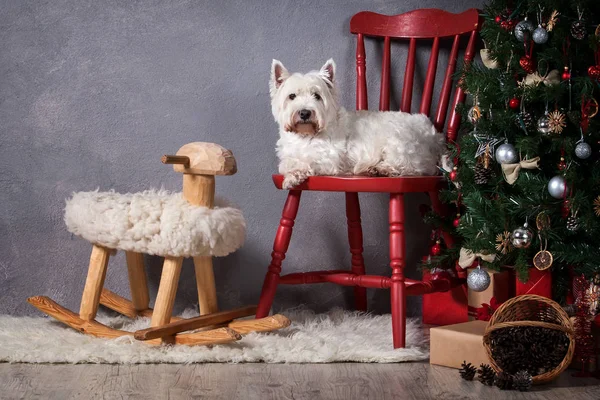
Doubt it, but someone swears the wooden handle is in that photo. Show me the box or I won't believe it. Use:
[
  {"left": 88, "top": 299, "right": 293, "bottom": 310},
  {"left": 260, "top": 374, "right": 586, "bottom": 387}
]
[
  {"left": 134, "top": 305, "right": 258, "bottom": 340},
  {"left": 161, "top": 155, "right": 190, "bottom": 167}
]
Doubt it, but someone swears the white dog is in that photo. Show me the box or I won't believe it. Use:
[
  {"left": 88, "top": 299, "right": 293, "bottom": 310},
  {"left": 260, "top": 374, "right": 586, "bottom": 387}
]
[{"left": 270, "top": 59, "right": 445, "bottom": 189}]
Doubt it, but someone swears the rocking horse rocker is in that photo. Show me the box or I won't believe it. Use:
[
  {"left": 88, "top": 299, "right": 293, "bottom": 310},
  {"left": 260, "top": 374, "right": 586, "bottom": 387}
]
[{"left": 28, "top": 142, "right": 290, "bottom": 345}]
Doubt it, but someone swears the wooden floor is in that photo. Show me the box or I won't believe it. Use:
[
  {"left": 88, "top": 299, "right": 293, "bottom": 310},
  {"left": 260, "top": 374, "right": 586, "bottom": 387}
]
[{"left": 1, "top": 362, "right": 599, "bottom": 400}]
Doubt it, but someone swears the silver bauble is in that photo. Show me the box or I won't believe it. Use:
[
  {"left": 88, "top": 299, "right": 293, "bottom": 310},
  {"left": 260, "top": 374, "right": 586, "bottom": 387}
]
[
  {"left": 495, "top": 143, "right": 518, "bottom": 164},
  {"left": 467, "top": 267, "right": 491, "bottom": 292},
  {"left": 532, "top": 26, "right": 549, "bottom": 44},
  {"left": 575, "top": 141, "right": 592, "bottom": 159},
  {"left": 511, "top": 224, "right": 533, "bottom": 249},
  {"left": 547, "top": 175, "right": 567, "bottom": 199},
  {"left": 537, "top": 115, "right": 551, "bottom": 134},
  {"left": 514, "top": 19, "right": 535, "bottom": 42}
]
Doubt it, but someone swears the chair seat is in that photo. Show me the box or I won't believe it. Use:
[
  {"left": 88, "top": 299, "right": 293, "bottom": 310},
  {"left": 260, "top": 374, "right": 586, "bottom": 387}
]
[
  {"left": 272, "top": 174, "right": 444, "bottom": 193},
  {"left": 64, "top": 190, "right": 245, "bottom": 258}
]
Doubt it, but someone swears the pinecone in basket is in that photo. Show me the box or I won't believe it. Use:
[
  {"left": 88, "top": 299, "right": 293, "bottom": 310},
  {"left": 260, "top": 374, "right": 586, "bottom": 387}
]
[
  {"left": 474, "top": 162, "right": 493, "bottom": 185},
  {"left": 477, "top": 364, "right": 496, "bottom": 386},
  {"left": 459, "top": 361, "right": 477, "bottom": 380},
  {"left": 512, "top": 370, "right": 533, "bottom": 392},
  {"left": 494, "top": 371, "right": 513, "bottom": 390},
  {"left": 489, "top": 326, "right": 570, "bottom": 376}
]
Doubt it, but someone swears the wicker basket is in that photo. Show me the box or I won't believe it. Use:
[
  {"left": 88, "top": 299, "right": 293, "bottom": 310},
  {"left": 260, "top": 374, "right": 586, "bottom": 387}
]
[{"left": 482, "top": 294, "right": 575, "bottom": 385}]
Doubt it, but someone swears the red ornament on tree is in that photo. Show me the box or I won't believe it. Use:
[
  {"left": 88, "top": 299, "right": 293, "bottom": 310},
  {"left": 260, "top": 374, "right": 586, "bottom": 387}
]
[
  {"left": 449, "top": 167, "right": 458, "bottom": 182},
  {"left": 453, "top": 214, "right": 461, "bottom": 228},
  {"left": 561, "top": 199, "right": 571, "bottom": 218},
  {"left": 495, "top": 15, "right": 502, "bottom": 23},
  {"left": 520, "top": 55, "right": 536, "bottom": 74},
  {"left": 558, "top": 156, "right": 567, "bottom": 171},
  {"left": 509, "top": 98, "right": 520, "bottom": 109},
  {"left": 431, "top": 240, "right": 442, "bottom": 256},
  {"left": 589, "top": 65, "right": 600, "bottom": 81},
  {"left": 562, "top": 66, "right": 571, "bottom": 80}
]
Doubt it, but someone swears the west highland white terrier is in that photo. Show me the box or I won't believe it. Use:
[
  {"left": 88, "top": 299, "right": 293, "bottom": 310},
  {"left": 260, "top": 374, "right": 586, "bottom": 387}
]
[{"left": 269, "top": 59, "right": 446, "bottom": 189}]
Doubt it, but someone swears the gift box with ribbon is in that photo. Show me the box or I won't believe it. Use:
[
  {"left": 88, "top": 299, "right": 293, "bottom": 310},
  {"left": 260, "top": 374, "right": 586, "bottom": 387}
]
[{"left": 516, "top": 267, "right": 552, "bottom": 298}]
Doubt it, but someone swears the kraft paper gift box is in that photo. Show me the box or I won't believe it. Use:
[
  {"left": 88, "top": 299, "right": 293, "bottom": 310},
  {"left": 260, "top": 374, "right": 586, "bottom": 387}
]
[
  {"left": 429, "top": 320, "right": 489, "bottom": 369},
  {"left": 468, "top": 268, "right": 513, "bottom": 320}
]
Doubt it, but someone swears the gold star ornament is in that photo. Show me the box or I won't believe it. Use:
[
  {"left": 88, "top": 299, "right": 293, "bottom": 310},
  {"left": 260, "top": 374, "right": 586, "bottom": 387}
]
[{"left": 495, "top": 231, "right": 512, "bottom": 254}]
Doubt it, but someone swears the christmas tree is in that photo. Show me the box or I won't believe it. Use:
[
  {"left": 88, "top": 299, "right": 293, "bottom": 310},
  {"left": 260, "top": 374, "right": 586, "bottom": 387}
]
[{"left": 430, "top": 0, "right": 600, "bottom": 300}]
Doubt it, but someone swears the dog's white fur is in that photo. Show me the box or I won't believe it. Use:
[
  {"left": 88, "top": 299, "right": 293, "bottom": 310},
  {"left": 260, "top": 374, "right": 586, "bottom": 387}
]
[
  {"left": 65, "top": 190, "right": 245, "bottom": 257},
  {"left": 270, "top": 59, "right": 445, "bottom": 189}
]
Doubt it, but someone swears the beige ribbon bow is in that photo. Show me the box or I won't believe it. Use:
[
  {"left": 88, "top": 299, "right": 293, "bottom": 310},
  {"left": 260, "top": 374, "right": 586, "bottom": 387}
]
[
  {"left": 458, "top": 248, "right": 496, "bottom": 269},
  {"left": 501, "top": 157, "right": 540, "bottom": 185},
  {"left": 520, "top": 70, "right": 560, "bottom": 88}
]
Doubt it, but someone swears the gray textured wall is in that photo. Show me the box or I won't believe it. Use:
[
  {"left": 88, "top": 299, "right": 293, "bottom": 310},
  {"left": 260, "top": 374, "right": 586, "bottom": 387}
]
[{"left": 0, "top": 0, "right": 482, "bottom": 317}]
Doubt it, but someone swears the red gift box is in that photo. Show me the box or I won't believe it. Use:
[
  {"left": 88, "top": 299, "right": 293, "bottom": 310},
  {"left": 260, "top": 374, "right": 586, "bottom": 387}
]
[
  {"left": 516, "top": 268, "right": 552, "bottom": 298},
  {"left": 422, "top": 269, "right": 468, "bottom": 325}
]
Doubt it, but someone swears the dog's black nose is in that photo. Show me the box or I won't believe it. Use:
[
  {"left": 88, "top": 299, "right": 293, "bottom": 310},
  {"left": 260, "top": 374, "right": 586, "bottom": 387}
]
[{"left": 299, "top": 109, "right": 312, "bottom": 121}]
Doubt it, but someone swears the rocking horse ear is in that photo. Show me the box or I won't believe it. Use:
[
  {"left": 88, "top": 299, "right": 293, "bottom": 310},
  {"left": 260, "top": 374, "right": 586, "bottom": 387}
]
[
  {"left": 270, "top": 59, "right": 290, "bottom": 96},
  {"left": 319, "top": 59, "right": 336, "bottom": 87}
]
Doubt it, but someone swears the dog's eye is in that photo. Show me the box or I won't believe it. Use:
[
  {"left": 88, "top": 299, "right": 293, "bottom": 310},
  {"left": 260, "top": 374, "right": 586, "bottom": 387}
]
[
  {"left": 288, "top": 94, "right": 296, "bottom": 100},
  {"left": 313, "top": 93, "right": 322, "bottom": 101}
]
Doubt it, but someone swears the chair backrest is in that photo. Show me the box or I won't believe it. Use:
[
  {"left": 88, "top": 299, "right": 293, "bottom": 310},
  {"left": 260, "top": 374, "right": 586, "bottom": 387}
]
[{"left": 350, "top": 8, "right": 481, "bottom": 142}]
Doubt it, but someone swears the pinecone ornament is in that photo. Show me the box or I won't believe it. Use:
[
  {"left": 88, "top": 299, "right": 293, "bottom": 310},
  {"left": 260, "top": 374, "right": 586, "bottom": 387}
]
[
  {"left": 494, "top": 372, "right": 513, "bottom": 390},
  {"left": 516, "top": 111, "right": 534, "bottom": 130},
  {"left": 566, "top": 215, "right": 579, "bottom": 231},
  {"left": 477, "top": 364, "right": 496, "bottom": 386},
  {"left": 571, "top": 19, "right": 587, "bottom": 40},
  {"left": 474, "top": 162, "right": 493, "bottom": 185},
  {"left": 459, "top": 361, "right": 477, "bottom": 380},
  {"left": 512, "top": 370, "right": 533, "bottom": 392}
]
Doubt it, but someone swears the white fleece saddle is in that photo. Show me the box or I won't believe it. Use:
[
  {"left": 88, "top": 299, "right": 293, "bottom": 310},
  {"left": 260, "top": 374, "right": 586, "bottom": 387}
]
[{"left": 64, "top": 190, "right": 246, "bottom": 258}]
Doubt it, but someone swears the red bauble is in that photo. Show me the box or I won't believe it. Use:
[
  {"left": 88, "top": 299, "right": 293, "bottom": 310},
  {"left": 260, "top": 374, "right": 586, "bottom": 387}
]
[
  {"left": 562, "top": 67, "right": 571, "bottom": 80},
  {"left": 449, "top": 167, "right": 458, "bottom": 181},
  {"left": 509, "top": 98, "right": 520, "bottom": 109},
  {"left": 558, "top": 157, "right": 567, "bottom": 171},
  {"left": 588, "top": 65, "right": 600, "bottom": 81},
  {"left": 519, "top": 55, "right": 536, "bottom": 74},
  {"left": 453, "top": 217, "right": 461, "bottom": 228},
  {"left": 495, "top": 15, "right": 502, "bottom": 23},
  {"left": 431, "top": 242, "right": 442, "bottom": 256}
]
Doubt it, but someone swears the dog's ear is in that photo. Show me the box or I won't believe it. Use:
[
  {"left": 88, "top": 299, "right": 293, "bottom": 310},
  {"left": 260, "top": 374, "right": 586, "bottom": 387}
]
[
  {"left": 319, "top": 59, "right": 336, "bottom": 87},
  {"left": 270, "top": 60, "right": 290, "bottom": 94}
]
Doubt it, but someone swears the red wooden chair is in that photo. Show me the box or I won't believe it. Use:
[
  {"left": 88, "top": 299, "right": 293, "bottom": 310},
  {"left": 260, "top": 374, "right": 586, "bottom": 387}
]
[{"left": 256, "top": 8, "right": 482, "bottom": 348}]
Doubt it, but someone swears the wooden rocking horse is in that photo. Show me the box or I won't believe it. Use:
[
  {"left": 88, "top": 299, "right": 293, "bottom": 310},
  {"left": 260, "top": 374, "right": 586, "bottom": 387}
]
[{"left": 28, "top": 142, "right": 290, "bottom": 345}]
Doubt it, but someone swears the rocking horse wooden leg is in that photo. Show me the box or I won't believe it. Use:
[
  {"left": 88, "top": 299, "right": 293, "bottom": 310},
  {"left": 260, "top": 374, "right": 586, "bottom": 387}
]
[
  {"left": 389, "top": 193, "right": 406, "bottom": 349},
  {"left": 256, "top": 190, "right": 302, "bottom": 318},
  {"left": 193, "top": 256, "right": 218, "bottom": 315},
  {"left": 345, "top": 192, "right": 367, "bottom": 312},
  {"left": 151, "top": 256, "right": 183, "bottom": 332},
  {"left": 126, "top": 251, "right": 150, "bottom": 311},
  {"left": 79, "top": 245, "right": 110, "bottom": 321}
]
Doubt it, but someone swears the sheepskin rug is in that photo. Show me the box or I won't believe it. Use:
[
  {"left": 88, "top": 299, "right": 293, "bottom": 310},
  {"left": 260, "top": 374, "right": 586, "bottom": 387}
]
[
  {"left": 64, "top": 190, "right": 245, "bottom": 258},
  {"left": 0, "top": 308, "right": 428, "bottom": 364}
]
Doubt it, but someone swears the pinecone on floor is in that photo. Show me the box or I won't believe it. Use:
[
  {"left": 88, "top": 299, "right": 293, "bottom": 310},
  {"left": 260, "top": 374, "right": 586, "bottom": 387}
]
[
  {"left": 459, "top": 361, "right": 477, "bottom": 381},
  {"left": 477, "top": 364, "right": 495, "bottom": 386},
  {"left": 474, "top": 163, "right": 492, "bottom": 185},
  {"left": 494, "top": 372, "right": 513, "bottom": 390},
  {"left": 512, "top": 370, "right": 533, "bottom": 392}
]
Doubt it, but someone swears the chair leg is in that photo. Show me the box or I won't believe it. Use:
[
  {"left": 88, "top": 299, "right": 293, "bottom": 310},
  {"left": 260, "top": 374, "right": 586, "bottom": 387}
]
[
  {"left": 389, "top": 193, "right": 406, "bottom": 349},
  {"left": 345, "top": 192, "right": 367, "bottom": 312},
  {"left": 256, "top": 190, "right": 302, "bottom": 318},
  {"left": 151, "top": 256, "right": 183, "bottom": 328},
  {"left": 193, "top": 256, "right": 218, "bottom": 315},
  {"left": 79, "top": 245, "right": 111, "bottom": 321},
  {"left": 126, "top": 251, "right": 150, "bottom": 312}
]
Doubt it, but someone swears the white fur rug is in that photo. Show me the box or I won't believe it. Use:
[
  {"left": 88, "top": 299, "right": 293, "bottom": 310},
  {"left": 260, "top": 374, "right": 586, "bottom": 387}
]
[{"left": 0, "top": 308, "right": 428, "bottom": 364}]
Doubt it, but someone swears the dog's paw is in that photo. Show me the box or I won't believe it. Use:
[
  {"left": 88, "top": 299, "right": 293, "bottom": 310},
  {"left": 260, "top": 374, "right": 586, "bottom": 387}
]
[{"left": 282, "top": 171, "right": 308, "bottom": 189}]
